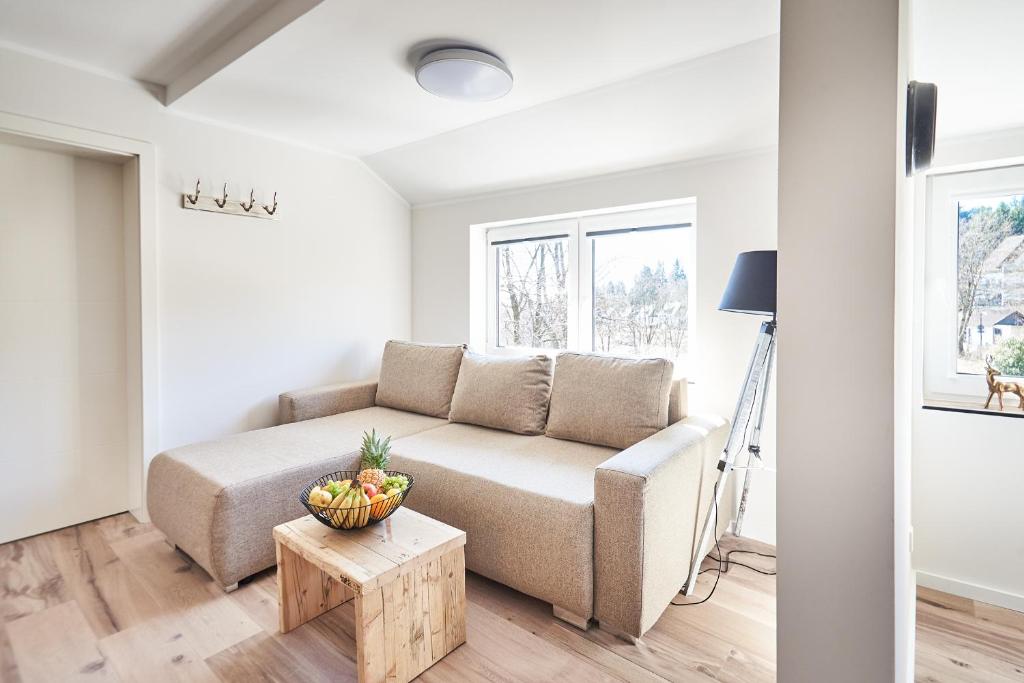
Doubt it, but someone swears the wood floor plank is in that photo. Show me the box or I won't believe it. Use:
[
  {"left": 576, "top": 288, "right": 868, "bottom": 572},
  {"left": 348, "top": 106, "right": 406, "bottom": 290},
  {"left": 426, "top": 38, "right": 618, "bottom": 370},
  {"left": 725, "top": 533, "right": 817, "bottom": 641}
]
[
  {"left": 98, "top": 619, "right": 219, "bottom": 683},
  {"left": 0, "top": 535, "right": 67, "bottom": 622},
  {"left": 43, "top": 521, "right": 162, "bottom": 638},
  {"left": 206, "top": 631, "right": 340, "bottom": 683},
  {"left": 94, "top": 513, "right": 151, "bottom": 545},
  {"left": 107, "top": 530, "right": 261, "bottom": 659},
  {"left": 0, "top": 621, "right": 22, "bottom": 683},
  {"left": 6, "top": 600, "right": 118, "bottom": 681},
  {"left": 917, "top": 599, "right": 1024, "bottom": 665},
  {"left": 466, "top": 573, "right": 669, "bottom": 683},
  {"left": 975, "top": 601, "right": 1024, "bottom": 636},
  {"left": 444, "top": 600, "right": 622, "bottom": 683}
]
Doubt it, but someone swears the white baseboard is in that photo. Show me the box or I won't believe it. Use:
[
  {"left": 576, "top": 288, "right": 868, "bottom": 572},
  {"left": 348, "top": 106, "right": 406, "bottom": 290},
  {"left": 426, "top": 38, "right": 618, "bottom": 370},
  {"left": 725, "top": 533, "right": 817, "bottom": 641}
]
[{"left": 917, "top": 570, "right": 1024, "bottom": 613}]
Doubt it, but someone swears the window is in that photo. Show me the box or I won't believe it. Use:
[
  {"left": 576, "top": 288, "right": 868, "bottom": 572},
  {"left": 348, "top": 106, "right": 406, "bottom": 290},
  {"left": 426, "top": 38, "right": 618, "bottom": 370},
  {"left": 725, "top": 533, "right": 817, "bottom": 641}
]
[
  {"left": 924, "top": 165, "right": 1024, "bottom": 399},
  {"left": 484, "top": 203, "right": 696, "bottom": 370}
]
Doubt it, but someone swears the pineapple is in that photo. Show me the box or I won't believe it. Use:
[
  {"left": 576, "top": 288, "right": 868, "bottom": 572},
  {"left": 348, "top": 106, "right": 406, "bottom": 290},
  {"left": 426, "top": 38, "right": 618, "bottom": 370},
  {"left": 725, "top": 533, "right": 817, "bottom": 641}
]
[{"left": 357, "top": 429, "right": 391, "bottom": 488}]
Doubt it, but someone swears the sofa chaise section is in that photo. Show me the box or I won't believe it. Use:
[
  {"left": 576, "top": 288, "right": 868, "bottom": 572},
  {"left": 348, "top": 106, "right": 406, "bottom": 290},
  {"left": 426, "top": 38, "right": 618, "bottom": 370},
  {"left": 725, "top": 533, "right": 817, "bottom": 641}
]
[{"left": 147, "top": 388, "right": 445, "bottom": 589}]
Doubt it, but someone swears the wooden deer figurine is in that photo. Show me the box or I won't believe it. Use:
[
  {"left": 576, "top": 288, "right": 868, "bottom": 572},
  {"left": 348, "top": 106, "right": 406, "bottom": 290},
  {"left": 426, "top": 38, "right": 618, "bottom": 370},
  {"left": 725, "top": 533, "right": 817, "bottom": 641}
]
[{"left": 984, "top": 357, "right": 1024, "bottom": 411}]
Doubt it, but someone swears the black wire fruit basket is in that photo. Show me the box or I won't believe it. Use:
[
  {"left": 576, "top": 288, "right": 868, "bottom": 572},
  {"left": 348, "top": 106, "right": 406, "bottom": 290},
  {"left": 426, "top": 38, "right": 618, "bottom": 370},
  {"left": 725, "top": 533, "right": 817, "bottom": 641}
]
[{"left": 300, "top": 470, "right": 414, "bottom": 530}]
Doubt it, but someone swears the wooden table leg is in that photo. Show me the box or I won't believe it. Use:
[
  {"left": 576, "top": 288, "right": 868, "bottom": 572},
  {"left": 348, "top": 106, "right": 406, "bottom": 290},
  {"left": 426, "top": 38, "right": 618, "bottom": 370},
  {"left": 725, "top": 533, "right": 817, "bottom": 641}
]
[
  {"left": 276, "top": 541, "right": 353, "bottom": 633},
  {"left": 353, "top": 547, "right": 466, "bottom": 683},
  {"left": 356, "top": 587, "right": 387, "bottom": 683}
]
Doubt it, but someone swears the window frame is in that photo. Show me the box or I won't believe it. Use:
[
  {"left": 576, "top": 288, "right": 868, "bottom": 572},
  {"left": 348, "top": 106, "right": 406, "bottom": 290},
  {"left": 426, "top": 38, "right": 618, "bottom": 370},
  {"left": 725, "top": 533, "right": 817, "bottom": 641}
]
[
  {"left": 923, "top": 164, "right": 1024, "bottom": 401},
  {"left": 484, "top": 203, "right": 697, "bottom": 368}
]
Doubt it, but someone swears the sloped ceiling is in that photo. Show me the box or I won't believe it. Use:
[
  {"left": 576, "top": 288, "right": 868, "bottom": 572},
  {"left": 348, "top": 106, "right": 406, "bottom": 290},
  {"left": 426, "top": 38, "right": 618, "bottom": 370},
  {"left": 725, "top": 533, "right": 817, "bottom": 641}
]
[{"left": 365, "top": 36, "right": 779, "bottom": 205}]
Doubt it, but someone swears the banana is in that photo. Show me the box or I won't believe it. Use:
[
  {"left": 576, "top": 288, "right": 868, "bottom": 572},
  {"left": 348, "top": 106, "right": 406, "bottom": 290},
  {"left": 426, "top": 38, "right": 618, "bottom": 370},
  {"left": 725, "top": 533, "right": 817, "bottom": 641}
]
[
  {"left": 329, "top": 487, "right": 348, "bottom": 526},
  {"left": 342, "top": 488, "right": 359, "bottom": 529}
]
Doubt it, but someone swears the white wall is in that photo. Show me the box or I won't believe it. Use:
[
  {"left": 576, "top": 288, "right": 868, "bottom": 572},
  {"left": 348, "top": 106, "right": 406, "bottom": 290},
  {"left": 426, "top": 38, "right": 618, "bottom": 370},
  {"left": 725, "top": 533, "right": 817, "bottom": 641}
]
[
  {"left": 912, "top": 127, "right": 1024, "bottom": 612},
  {"left": 0, "top": 142, "right": 130, "bottom": 541},
  {"left": 776, "top": 0, "right": 903, "bottom": 680},
  {"left": 0, "top": 48, "right": 411, "bottom": 480},
  {"left": 411, "top": 150, "right": 779, "bottom": 543}
]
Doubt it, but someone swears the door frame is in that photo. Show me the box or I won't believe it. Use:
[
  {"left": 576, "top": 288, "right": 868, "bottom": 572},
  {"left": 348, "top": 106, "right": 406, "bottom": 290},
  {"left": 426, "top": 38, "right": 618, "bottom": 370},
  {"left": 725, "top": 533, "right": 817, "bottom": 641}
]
[{"left": 0, "top": 110, "right": 158, "bottom": 523}]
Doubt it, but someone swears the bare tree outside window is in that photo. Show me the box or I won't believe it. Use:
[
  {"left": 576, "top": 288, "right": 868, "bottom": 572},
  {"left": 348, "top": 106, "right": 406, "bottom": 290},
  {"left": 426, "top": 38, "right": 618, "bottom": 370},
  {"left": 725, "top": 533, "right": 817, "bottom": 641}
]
[
  {"left": 957, "top": 195, "right": 1024, "bottom": 375},
  {"left": 592, "top": 229, "right": 689, "bottom": 363},
  {"left": 497, "top": 238, "right": 569, "bottom": 349}
]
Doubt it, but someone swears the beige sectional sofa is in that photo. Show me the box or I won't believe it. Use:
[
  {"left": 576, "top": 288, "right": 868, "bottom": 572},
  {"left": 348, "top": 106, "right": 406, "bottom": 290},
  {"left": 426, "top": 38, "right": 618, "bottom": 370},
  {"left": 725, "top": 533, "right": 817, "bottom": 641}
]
[{"left": 148, "top": 341, "right": 728, "bottom": 639}]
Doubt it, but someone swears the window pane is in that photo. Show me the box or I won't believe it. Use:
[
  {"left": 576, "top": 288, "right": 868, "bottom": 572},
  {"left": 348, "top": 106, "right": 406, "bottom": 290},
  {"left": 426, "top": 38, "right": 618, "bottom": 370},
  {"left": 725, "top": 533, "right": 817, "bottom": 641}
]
[
  {"left": 957, "top": 194, "right": 1024, "bottom": 376},
  {"left": 495, "top": 237, "right": 569, "bottom": 349},
  {"left": 591, "top": 228, "right": 690, "bottom": 364}
]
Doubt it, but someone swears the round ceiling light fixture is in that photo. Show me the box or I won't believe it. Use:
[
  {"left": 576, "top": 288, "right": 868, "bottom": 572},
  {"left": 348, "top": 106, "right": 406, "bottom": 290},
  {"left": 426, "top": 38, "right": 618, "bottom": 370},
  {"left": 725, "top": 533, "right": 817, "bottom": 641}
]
[{"left": 415, "top": 48, "right": 513, "bottom": 102}]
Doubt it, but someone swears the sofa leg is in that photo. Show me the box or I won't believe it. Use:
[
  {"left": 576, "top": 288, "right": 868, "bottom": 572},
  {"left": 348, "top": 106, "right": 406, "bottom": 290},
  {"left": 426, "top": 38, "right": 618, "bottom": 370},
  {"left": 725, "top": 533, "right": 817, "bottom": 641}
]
[
  {"left": 222, "top": 582, "right": 239, "bottom": 594},
  {"left": 599, "top": 621, "right": 640, "bottom": 645},
  {"left": 552, "top": 605, "right": 590, "bottom": 630}
]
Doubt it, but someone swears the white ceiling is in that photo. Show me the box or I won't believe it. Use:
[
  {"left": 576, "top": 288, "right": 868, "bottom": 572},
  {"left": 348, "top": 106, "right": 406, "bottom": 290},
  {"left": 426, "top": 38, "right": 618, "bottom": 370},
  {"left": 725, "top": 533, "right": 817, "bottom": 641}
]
[
  {"left": 0, "top": 0, "right": 782, "bottom": 204},
  {"left": 914, "top": 0, "right": 1024, "bottom": 139},
  {"left": 172, "top": 0, "right": 780, "bottom": 158}
]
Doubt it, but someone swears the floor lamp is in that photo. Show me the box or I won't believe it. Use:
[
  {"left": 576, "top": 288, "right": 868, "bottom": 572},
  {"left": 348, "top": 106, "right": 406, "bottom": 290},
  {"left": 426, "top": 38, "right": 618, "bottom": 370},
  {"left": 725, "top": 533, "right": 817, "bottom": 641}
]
[{"left": 682, "top": 250, "right": 777, "bottom": 596}]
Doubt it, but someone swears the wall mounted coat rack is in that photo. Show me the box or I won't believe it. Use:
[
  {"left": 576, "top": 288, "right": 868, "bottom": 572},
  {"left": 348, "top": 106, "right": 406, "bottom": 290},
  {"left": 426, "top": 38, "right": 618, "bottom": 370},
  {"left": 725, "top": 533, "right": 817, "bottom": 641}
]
[{"left": 182, "top": 179, "right": 279, "bottom": 220}]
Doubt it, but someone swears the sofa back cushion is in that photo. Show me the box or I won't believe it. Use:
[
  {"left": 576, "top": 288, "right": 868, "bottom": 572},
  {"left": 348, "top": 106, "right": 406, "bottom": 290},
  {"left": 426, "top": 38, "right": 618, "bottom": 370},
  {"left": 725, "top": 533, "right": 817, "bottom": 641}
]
[
  {"left": 546, "top": 352, "right": 674, "bottom": 449},
  {"left": 449, "top": 353, "right": 554, "bottom": 435},
  {"left": 375, "top": 340, "right": 466, "bottom": 418}
]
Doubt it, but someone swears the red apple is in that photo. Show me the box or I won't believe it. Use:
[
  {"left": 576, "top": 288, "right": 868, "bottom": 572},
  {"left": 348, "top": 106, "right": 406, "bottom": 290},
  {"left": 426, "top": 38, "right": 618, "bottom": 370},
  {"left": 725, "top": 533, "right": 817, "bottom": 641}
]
[{"left": 362, "top": 483, "right": 378, "bottom": 498}]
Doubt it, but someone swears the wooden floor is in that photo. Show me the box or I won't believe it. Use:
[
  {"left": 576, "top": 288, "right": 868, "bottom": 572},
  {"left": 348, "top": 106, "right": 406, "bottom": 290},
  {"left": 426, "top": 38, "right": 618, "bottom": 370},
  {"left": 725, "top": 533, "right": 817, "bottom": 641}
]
[{"left": 0, "top": 513, "right": 1020, "bottom": 682}]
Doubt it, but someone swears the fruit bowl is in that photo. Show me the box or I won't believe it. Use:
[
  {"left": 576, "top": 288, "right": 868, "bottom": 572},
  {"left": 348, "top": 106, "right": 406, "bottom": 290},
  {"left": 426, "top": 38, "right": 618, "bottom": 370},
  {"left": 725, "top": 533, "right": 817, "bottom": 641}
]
[{"left": 300, "top": 470, "right": 414, "bottom": 530}]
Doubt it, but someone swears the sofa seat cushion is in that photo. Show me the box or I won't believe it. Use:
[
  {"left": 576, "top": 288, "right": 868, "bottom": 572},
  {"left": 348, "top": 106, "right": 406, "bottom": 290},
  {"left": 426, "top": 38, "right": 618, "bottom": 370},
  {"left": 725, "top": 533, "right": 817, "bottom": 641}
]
[
  {"left": 388, "top": 423, "right": 618, "bottom": 618},
  {"left": 147, "top": 406, "right": 445, "bottom": 586}
]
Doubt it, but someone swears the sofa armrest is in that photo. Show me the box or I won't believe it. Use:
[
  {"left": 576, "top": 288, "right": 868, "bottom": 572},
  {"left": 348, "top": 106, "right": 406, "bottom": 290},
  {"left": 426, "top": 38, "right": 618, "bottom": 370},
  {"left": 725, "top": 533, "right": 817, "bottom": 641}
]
[
  {"left": 593, "top": 413, "right": 729, "bottom": 638},
  {"left": 278, "top": 380, "right": 378, "bottom": 424}
]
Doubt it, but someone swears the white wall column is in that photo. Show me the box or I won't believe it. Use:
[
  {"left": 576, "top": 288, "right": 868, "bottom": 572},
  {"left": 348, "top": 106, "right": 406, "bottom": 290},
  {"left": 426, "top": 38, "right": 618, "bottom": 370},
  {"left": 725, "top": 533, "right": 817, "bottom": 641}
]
[{"left": 777, "top": 0, "right": 908, "bottom": 681}]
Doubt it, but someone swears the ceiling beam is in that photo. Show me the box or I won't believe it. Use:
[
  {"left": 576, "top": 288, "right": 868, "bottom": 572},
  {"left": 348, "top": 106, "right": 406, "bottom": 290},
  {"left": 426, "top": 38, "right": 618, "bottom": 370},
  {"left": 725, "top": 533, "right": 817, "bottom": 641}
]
[{"left": 165, "top": 0, "right": 322, "bottom": 106}]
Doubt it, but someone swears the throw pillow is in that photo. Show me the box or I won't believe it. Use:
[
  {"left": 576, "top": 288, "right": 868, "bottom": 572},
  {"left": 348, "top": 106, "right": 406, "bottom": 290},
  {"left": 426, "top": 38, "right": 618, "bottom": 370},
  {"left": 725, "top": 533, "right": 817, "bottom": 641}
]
[
  {"left": 374, "top": 340, "right": 466, "bottom": 418},
  {"left": 449, "top": 352, "right": 554, "bottom": 435},
  {"left": 546, "top": 352, "right": 673, "bottom": 449}
]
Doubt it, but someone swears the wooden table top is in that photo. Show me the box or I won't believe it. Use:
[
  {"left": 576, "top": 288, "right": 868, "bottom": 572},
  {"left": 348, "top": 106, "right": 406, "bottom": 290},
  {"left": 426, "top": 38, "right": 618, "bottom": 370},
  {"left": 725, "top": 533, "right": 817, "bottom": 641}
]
[{"left": 273, "top": 508, "right": 466, "bottom": 595}]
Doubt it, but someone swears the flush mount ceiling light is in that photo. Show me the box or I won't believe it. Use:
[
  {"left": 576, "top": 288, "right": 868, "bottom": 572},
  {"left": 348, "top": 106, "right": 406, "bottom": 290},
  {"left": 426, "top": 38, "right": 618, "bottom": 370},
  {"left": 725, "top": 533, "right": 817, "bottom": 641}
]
[{"left": 415, "top": 48, "right": 513, "bottom": 102}]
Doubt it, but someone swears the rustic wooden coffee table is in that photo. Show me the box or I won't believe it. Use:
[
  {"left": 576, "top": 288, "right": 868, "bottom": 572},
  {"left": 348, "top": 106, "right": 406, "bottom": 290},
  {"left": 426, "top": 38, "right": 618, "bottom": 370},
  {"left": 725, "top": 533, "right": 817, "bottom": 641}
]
[{"left": 273, "top": 508, "right": 467, "bottom": 683}]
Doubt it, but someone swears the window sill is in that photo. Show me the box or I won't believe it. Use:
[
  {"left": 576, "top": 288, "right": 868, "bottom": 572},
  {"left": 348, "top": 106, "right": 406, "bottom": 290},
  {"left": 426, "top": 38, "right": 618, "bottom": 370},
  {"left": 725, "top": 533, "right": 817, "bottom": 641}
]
[{"left": 922, "top": 398, "right": 1024, "bottom": 419}]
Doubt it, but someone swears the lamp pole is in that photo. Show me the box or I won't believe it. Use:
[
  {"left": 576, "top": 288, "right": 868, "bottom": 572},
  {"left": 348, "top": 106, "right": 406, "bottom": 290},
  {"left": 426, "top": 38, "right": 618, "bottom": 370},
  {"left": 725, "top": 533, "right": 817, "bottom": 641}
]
[
  {"left": 681, "top": 249, "right": 777, "bottom": 596},
  {"left": 682, "top": 318, "right": 776, "bottom": 594}
]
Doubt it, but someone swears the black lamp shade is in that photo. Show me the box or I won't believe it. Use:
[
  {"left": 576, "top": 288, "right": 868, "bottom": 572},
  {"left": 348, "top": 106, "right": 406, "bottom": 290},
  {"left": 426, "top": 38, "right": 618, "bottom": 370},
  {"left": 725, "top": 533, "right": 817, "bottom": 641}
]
[{"left": 719, "top": 250, "right": 777, "bottom": 316}]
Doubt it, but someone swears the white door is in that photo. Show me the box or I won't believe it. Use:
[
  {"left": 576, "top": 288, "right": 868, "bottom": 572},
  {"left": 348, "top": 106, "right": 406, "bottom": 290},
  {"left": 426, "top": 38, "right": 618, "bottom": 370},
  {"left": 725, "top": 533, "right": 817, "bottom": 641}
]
[{"left": 0, "top": 140, "right": 130, "bottom": 543}]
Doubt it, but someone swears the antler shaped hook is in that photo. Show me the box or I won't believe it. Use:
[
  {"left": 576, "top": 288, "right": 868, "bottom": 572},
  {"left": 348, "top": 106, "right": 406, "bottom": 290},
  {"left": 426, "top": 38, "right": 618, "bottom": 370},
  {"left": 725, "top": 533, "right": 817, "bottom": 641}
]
[
  {"left": 214, "top": 182, "right": 229, "bottom": 208},
  {"left": 262, "top": 192, "right": 278, "bottom": 216},
  {"left": 185, "top": 178, "right": 200, "bottom": 204},
  {"left": 240, "top": 188, "right": 256, "bottom": 212}
]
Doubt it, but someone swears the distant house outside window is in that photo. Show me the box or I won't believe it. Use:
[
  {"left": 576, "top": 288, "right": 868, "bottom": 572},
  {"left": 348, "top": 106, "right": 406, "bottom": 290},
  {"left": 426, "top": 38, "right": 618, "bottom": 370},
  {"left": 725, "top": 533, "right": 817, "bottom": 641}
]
[{"left": 956, "top": 193, "right": 1024, "bottom": 375}]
